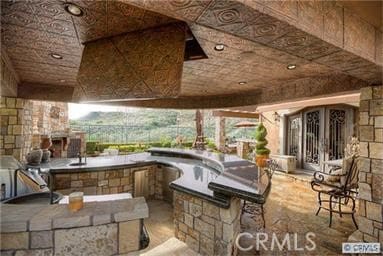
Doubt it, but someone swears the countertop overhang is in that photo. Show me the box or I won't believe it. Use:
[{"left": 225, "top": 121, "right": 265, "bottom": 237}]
[{"left": 37, "top": 148, "right": 271, "bottom": 208}]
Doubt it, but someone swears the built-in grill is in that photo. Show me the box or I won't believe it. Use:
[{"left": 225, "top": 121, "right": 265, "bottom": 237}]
[{"left": 0, "top": 156, "right": 62, "bottom": 204}]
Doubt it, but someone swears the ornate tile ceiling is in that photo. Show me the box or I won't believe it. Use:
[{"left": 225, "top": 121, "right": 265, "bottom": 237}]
[
  {"left": 1, "top": 0, "right": 177, "bottom": 88},
  {"left": 1, "top": 0, "right": 382, "bottom": 107}
]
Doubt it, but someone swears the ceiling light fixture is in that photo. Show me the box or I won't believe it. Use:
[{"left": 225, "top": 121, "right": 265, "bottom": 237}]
[
  {"left": 238, "top": 81, "right": 247, "bottom": 85},
  {"left": 214, "top": 44, "right": 225, "bottom": 51},
  {"left": 50, "top": 53, "right": 63, "bottom": 59},
  {"left": 287, "top": 64, "right": 296, "bottom": 70},
  {"left": 64, "top": 3, "right": 83, "bottom": 16}
]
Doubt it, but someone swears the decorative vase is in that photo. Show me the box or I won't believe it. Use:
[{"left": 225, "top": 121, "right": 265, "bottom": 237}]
[
  {"left": 26, "top": 148, "right": 43, "bottom": 166},
  {"left": 41, "top": 149, "right": 51, "bottom": 163},
  {"left": 255, "top": 154, "right": 269, "bottom": 168}
]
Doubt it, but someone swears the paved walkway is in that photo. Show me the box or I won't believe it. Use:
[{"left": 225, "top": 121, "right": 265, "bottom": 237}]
[
  {"left": 239, "top": 173, "right": 357, "bottom": 255},
  {"left": 130, "top": 172, "right": 356, "bottom": 255}
]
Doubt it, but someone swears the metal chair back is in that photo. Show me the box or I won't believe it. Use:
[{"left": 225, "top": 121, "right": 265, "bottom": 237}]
[{"left": 341, "top": 156, "right": 359, "bottom": 192}]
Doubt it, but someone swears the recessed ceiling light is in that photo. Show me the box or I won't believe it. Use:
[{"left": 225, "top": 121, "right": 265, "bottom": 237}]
[
  {"left": 64, "top": 3, "right": 83, "bottom": 16},
  {"left": 50, "top": 53, "right": 63, "bottom": 59},
  {"left": 214, "top": 44, "right": 225, "bottom": 51},
  {"left": 238, "top": 81, "right": 247, "bottom": 85},
  {"left": 287, "top": 64, "right": 297, "bottom": 70}
]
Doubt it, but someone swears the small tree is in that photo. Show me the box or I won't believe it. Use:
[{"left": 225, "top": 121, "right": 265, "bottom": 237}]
[{"left": 254, "top": 123, "right": 270, "bottom": 167}]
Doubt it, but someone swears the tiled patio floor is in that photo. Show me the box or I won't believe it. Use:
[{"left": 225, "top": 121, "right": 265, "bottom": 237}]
[
  {"left": 240, "top": 173, "right": 357, "bottom": 255},
  {"left": 136, "top": 173, "right": 357, "bottom": 255}
]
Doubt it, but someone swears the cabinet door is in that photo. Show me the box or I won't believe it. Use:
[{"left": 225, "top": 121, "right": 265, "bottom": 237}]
[
  {"left": 162, "top": 167, "right": 179, "bottom": 203},
  {"left": 134, "top": 170, "right": 149, "bottom": 198}
]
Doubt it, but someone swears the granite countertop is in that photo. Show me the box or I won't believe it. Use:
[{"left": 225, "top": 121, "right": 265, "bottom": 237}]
[
  {"left": 1, "top": 197, "right": 148, "bottom": 233},
  {"left": 36, "top": 153, "right": 154, "bottom": 173},
  {"left": 37, "top": 148, "right": 271, "bottom": 207}
]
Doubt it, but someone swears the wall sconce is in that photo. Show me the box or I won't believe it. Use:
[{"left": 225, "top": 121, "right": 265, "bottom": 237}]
[{"left": 273, "top": 112, "right": 281, "bottom": 122}]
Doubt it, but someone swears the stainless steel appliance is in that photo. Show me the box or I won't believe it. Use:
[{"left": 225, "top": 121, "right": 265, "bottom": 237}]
[{"left": 0, "top": 156, "right": 49, "bottom": 201}]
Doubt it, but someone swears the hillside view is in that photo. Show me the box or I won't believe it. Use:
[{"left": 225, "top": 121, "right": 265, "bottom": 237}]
[{"left": 70, "top": 109, "right": 256, "bottom": 144}]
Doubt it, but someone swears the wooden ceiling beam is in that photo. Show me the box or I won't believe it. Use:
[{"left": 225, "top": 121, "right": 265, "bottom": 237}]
[{"left": 212, "top": 110, "right": 259, "bottom": 119}]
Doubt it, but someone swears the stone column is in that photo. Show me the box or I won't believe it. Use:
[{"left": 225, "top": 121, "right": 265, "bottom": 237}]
[
  {"left": 0, "top": 97, "right": 33, "bottom": 161},
  {"left": 349, "top": 85, "right": 383, "bottom": 245},
  {"left": 215, "top": 117, "right": 226, "bottom": 151},
  {"left": 174, "top": 191, "right": 241, "bottom": 255},
  {"left": 237, "top": 141, "right": 250, "bottom": 159}
]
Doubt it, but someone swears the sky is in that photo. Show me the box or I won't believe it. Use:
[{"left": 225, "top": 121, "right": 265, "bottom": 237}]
[{"left": 68, "top": 103, "right": 137, "bottom": 119}]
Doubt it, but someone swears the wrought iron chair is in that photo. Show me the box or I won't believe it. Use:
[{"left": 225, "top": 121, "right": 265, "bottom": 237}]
[
  {"left": 240, "top": 159, "right": 277, "bottom": 228},
  {"left": 311, "top": 156, "right": 359, "bottom": 228}
]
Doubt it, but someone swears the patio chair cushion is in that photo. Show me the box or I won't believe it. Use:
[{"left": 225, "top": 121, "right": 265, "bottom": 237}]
[
  {"left": 314, "top": 182, "right": 341, "bottom": 193},
  {"left": 340, "top": 156, "right": 354, "bottom": 186},
  {"left": 325, "top": 169, "right": 342, "bottom": 183}
]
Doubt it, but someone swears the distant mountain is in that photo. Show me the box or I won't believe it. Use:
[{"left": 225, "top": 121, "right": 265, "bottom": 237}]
[
  {"left": 70, "top": 109, "right": 199, "bottom": 127},
  {"left": 70, "top": 109, "right": 256, "bottom": 143}
]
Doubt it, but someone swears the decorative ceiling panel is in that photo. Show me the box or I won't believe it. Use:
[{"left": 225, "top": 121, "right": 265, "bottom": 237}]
[
  {"left": 70, "top": 0, "right": 177, "bottom": 42},
  {"left": 1, "top": 0, "right": 382, "bottom": 104},
  {"left": 129, "top": 0, "right": 213, "bottom": 21},
  {"left": 77, "top": 23, "right": 186, "bottom": 101},
  {"left": 196, "top": 0, "right": 293, "bottom": 45},
  {"left": 315, "top": 50, "right": 374, "bottom": 71}
]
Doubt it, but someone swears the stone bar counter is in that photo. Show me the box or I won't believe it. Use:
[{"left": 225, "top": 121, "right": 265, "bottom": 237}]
[
  {"left": 16, "top": 148, "right": 270, "bottom": 255},
  {"left": 0, "top": 197, "right": 148, "bottom": 255}
]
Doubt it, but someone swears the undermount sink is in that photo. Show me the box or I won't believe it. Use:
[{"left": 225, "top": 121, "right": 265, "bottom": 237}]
[{"left": 69, "top": 162, "right": 87, "bottom": 166}]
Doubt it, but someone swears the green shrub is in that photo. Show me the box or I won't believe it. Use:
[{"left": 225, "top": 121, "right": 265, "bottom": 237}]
[
  {"left": 86, "top": 141, "right": 99, "bottom": 154},
  {"left": 254, "top": 123, "right": 270, "bottom": 155},
  {"left": 159, "top": 136, "right": 172, "bottom": 148},
  {"left": 206, "top": 139, "right": 216, "bottom": 150}
]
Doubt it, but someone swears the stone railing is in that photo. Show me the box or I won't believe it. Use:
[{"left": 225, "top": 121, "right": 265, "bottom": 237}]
[{"left": 0, "top": 197, "right": 148, "bottom": 255}]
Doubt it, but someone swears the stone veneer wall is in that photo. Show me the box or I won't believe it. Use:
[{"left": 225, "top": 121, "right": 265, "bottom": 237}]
[
  {"left": 1, "top": 48, "right": 18, "bottom": 97},
  {"left": 260, "top": 111, "right": 281, "bottom": 155},
  {"left": 0, "top": 97, "right": 33, "bottom": 161},
  {"left": 1, "top": 198, "right": 147, "bottom": 255},
  {"left": 0, "top": 96, "right": 70, "bottom": 162},
  {"left": 31, "top": 100, "right": 69, "bottom": 136},
  {"left": 350, "top": 85, "right": 383, "bottom": 245},
  {"left": 173, "top": 191, "right": 241, "bottom": 255},
  {"left": 53, "top": 165, "right": 163, "bottom": 198}
]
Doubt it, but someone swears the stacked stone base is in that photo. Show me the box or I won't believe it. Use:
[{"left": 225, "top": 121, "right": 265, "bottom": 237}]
[
  {"left": 53, "top": 165, "right": 163, "bottom": 200},
  {"left": 351, "top": 85, "right": 383, "bottom": 245},
  {"left": 174, "top": 191, "right": 241, "bottom": 255}
]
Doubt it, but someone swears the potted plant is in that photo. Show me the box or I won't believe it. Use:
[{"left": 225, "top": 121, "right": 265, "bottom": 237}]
[{"left": 254, "top": 123, "right": 270, "bottom": 167}]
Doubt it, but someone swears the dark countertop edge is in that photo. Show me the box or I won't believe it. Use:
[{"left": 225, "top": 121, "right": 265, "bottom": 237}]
[
  {"left": 208, "top": 181, "right": 272, "bottom": 205},
  {"left": 148, "top": 148, "right": 226, "bottom": 172},
  {"left": 49, "top": 161, "right": 158, "bottom": 174},
  {"left": 45, "top": 149, "right": 271, "bottom": 208},
  {"left": 169, "top": 183, "right": 230, "bottom": 209}
]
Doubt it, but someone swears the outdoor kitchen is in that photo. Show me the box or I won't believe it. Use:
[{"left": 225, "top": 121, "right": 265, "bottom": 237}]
[{"left": 1, "top": 0, "right": 382, "bottom": 255}]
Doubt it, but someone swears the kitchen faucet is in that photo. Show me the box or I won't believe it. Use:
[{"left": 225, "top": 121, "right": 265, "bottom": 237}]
[{"left": 77, "top": 152, "right": 82, "bottom": 163}]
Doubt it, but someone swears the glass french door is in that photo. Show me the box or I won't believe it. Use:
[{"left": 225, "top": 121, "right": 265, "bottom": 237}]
[
  {"left": 303, "top": 109, "right": 325, "bottom": 171},
  {"left": 287, "top": 114, "right": 302, "bottom": 167},
  {"left": 301, "top": 106, "right": 353, "bottom": 171}
]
